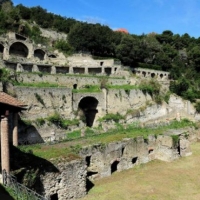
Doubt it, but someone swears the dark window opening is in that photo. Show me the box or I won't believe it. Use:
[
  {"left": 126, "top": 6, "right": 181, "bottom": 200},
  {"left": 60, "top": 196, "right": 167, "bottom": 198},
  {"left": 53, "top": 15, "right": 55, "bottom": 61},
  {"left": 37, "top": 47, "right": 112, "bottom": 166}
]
[
  {"left": 132, "top": 157, "right": 138, "bottom": 164},
  {"left": 88, "top": 67, "right": 102, "bottom": 74},
  {"left": 100, "top": 61, "right": 104, "bottom": 66},
  {"left": 151, "top": 73, "right": 155, "bottom": 78},
  {"left": 0, "top": 44, "right": 4, "bottom": 53},
  {"left": 142, "top": 71, "right": 146, "bottom": 77},
  {"left": 73, "top": 84, "right": 77, "bottom": 89},
  {"left": 56, "top": 67, "right": 69, "bottom": 74},
  {"left": 149, "top": 149, "right": 154, "bottom": 154},
  {"left": 50, "top": 193, "right": 58, "bottom": 200},
  {"left": 15, "top": 33, "right": 26, "bottom": 41},
  {"left": 111, "top": 160, "right": 120, "bottom": 174},
  {"left": 86, "top": 156, "right": 91, "bottom": 167},
  {"left": 160, "top": 74, "right": 163, "bottom": 79},
  {"left": 48, "top": 54, "right": 57, "bottom": 58},
  {"left": 78, "top": 97, "right": 98, "bottom": 127},
  {"left": 105, "top": 68, "right": 111, "bottom": 75},
  {"left": 34, "top": 49, "right": 45, "bottom": 60},
  {"left": 73, "top": 67, "right": 85, "bottom": 74},
  {"left": 177, "top": 140, "right": 181, "bottom": 155},
  {"left": 38, "top": 65, "right": 51, "bottom": 73},
  {"left": 121, "top": 147, "right": 125, "bottom": 156}
]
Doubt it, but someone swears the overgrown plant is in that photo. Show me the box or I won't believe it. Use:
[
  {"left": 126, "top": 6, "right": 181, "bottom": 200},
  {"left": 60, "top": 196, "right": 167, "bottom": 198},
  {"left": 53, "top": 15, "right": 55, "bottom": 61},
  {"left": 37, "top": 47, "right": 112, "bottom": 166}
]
[
  {"left": 34, "top": 93, "right": 45, "bottom": 107},
  {"left": 99, "top": 113, "right": 124, "bottom": 123}
]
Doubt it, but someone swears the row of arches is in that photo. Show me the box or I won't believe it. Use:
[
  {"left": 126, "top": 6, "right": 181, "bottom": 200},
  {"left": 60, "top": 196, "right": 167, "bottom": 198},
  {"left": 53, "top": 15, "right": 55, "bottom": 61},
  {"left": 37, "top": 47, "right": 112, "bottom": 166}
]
[
  {"left": 0, "top": 42, "right": 56, "bottom": 60},
  {"left": 135, "top": 70, "right": 169, "bottom": 80}
]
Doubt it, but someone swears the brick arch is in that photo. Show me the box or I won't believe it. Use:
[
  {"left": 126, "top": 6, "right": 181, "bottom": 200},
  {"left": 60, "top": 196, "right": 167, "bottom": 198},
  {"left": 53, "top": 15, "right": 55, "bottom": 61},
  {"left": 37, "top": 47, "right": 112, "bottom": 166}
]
[
  {"left": 34, "top": 49, "right": 45, "bottom": 60},
  {"left": 78, "top": 96, "right": 99, "bottom": 127},
  {"left": 9, "top": 42, "right": 28, "bottom": 58}
]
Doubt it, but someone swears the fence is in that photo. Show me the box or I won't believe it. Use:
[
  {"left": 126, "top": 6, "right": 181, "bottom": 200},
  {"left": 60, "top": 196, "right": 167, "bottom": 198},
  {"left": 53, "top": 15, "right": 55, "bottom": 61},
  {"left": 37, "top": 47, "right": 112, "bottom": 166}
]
[{"left": 2, "top": 170, "right": 48, "bottom": 200}]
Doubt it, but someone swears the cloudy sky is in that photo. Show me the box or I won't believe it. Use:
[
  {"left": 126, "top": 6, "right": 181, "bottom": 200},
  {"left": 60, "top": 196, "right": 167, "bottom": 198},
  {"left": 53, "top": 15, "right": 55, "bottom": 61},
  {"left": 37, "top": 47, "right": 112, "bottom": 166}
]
[{"left": 12, "top": 0, "right": 200, "bottom": 38}]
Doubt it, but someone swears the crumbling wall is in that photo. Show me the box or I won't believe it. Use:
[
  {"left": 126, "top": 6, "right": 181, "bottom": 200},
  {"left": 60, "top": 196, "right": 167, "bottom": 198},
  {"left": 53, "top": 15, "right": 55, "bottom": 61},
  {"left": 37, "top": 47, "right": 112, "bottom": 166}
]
[
  {"left": 79, "top": 128, "right": 194, "bottom": 180},
  {"left": 41, "top": 159, "right": 87, "bottom": 200},
  {"left": 15, "top": 87, "right": 72, "bottom": 119}
]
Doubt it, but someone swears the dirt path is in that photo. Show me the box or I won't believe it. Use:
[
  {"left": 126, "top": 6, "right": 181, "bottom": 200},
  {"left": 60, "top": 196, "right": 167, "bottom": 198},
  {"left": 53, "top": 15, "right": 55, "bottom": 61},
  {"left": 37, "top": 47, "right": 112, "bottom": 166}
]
[{"left": 81, "top": 142, "right": 200, "bottom": 200}]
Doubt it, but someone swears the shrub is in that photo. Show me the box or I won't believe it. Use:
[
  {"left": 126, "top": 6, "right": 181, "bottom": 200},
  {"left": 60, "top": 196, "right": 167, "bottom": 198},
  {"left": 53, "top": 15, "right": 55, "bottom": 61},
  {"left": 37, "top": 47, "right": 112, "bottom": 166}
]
[
  {"left": 47, "top": 113, "right": 79, "bottom": 129},
  {"left": 34, "top": 93, "right": 45, "bottom": 106},
  {"left": 35, "top": 118, "right": 45, "bottom": 126},
  {"left": 99, "top": 113, "right": 124, "bottom": 123}
]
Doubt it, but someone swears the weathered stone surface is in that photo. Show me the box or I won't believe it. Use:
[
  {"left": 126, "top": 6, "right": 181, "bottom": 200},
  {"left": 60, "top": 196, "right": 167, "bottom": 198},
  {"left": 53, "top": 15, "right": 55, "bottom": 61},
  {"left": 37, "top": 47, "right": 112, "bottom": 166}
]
[{"left": 41, "top": 159, "right": 87, "bottom": 200}]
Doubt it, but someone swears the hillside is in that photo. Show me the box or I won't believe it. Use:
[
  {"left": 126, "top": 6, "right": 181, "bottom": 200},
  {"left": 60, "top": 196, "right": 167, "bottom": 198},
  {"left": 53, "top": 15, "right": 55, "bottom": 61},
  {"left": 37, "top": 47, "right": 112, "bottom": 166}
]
[{"left": 1, "top": 1, "right": 200, "bottom": 200}]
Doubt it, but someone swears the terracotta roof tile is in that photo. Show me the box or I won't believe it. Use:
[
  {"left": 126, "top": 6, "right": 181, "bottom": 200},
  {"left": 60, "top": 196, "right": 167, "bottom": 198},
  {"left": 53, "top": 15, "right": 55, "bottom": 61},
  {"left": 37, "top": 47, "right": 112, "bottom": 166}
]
[{"left": 0, "top": 92, "right": 25, "bottom": 108}]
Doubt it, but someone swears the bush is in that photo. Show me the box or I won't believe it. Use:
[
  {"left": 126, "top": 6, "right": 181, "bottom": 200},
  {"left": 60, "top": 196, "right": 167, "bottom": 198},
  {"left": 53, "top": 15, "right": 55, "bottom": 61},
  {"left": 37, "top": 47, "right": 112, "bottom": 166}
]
[{"left": 99, "top": 113, "right": 124, "bottom": 123}]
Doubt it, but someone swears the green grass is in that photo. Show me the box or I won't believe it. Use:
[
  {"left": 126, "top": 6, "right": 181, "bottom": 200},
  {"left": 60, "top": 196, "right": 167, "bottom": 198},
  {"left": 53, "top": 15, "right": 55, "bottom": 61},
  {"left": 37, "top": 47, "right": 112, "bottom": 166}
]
[
  {"left": 72, "top": 85, "right": 101, "bottom": 93},
  {"left": 81, "top": 142, "right": 200, "bottom": 200},
  {"left": 18, "top": 72, "right": 124, "bottom": 79},
  {"left": 14, "top": 82, "right": 60, "bottom": 88},
  {"left": 107, "top": 84, "right": 138, "bottom": 90},
  {"left": 98, "top": 113, "right": 125, "bottom": 123},
  {"left": 18, "top": 119, "right": 195, "bottom": 161}
]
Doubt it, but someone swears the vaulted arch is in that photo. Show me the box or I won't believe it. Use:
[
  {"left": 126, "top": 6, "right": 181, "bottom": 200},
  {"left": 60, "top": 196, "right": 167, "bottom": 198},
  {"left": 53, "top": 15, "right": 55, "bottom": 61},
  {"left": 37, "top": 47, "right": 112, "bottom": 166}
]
[
  {"left": 78, "top": 96, "right": 98, "bottom": 127},
  {"left": 34, "top": 49, "right": 45, "bottom": 60},
  {"left": 9, "top": 42, "right": 28, "bottom": 58}
]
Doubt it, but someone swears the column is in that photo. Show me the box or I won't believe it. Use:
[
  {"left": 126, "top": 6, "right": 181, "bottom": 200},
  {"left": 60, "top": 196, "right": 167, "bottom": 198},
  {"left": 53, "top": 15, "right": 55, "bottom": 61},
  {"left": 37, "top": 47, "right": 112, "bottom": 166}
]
[
  {"left": 13, "top": 113, "right": 18, "bottom": 147},
  {"left": 1, "top": 111, "right": 10, "bottom": 174}
]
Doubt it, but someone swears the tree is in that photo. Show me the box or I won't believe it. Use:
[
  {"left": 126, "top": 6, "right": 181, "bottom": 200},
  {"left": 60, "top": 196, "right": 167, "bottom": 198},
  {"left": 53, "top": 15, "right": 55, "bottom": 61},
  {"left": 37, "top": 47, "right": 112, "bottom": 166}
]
[
  {"left": 0, "top": 68, "right": 14, "bottom": 92},
  {"left": 188, "top": 46, "right": 200, "bottom": 69}
]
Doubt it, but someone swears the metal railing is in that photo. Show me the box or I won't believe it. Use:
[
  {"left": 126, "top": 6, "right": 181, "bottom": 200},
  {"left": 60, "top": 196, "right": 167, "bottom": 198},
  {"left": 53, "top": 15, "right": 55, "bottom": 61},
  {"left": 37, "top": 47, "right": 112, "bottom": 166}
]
[{"left": 2, "top": 170, "right": 48, "bottom": 200}]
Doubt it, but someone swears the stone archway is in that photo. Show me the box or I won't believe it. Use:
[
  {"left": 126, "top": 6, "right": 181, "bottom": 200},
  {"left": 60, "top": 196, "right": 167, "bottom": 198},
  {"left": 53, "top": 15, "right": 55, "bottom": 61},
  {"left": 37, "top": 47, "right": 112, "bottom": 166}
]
[
  {"left": 78, "top": 96, "right": 98, "bottom": 127},
  {"left": 34, "top": 49, "right": 45, "bottom": 60},
  {"left": 9, "top": 42, "right": 28, "bottom": 58}
]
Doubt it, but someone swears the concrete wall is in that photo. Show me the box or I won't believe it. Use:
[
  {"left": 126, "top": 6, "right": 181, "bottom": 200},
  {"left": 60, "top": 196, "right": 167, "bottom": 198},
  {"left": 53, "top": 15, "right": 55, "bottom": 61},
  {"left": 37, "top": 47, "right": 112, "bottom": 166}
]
[
  {"left": 16, "top": 73, "right": 129, "bottom": 88},
  {"left": 134, "top": 68, "right": 170, "bottom": 80},
  {"left": 15, "top": 87, "right": 72, "bottom": 119},
  {"left": 41, "top": 159, "right": 87, "bottom": 200},
  {"left": 106, "top": 89, "right": 152, "bottom": 115}
]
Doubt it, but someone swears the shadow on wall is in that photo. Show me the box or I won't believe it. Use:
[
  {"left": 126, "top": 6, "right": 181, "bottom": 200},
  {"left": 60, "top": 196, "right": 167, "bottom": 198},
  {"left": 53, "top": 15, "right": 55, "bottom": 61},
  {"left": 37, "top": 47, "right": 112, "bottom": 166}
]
[
  {"left": 18, "top": 118, "right": 44, "bottom": 145},
  {"left": 78, "top": 96, "right": 99, "bottom": 127},
  {"left": 0, "top": 145, "right": 60, "bottom": 195}
]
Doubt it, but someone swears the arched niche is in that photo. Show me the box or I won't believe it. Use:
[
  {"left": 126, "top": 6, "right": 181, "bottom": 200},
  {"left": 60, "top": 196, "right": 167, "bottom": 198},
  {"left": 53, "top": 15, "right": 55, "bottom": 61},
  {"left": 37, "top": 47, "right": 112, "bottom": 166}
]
[
  {"left": 151, "top": 73, "right": 155, "bottom": 78},
  {"left": 34, "top": 49, "right": 45, "bottom": 60},
  {"left": 9, "top": 42, "right": 28, "bottom": 58},
  {"left": 0, "top": 43, "right": 4, "bottom": 53},
  {"left": 142, "top": 71, "right": 146, "bottom": 77},
  {"left": 78, "top": 96, "right": 98, "bottom": 127}
]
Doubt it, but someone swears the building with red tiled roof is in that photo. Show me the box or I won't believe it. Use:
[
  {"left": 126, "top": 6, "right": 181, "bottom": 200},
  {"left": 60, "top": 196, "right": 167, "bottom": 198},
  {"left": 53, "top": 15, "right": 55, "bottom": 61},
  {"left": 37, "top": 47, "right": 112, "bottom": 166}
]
[
  {"left": 0, "top": 92, "right": 26, "bottom": 175},
  {"left": 0, "top": 92, "right": 25, "bottom": 108},
  {"left": 115, "top": 28, "right": 129, "bottom": 34}
]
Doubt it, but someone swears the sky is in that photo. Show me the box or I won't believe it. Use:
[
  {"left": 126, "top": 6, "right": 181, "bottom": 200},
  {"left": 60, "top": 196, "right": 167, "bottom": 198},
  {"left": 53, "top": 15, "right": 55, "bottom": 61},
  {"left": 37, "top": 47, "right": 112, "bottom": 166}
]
[{"left": 12, "top": 0, "right": 200, "bottom": 38}]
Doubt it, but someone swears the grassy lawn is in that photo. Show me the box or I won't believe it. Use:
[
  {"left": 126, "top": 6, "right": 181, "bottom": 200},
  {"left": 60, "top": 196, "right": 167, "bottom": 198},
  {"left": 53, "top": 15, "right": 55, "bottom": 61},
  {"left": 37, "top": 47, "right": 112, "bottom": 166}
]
[{"left": 81, "top": 142, "right": 200, "bottom": 200}]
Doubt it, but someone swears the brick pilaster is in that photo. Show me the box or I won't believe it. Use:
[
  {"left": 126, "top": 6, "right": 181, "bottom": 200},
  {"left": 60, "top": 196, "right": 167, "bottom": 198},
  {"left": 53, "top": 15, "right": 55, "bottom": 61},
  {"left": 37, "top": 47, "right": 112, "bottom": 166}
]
[{"left": 1, "top": 112, "right": 10, "bottom": 174}]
